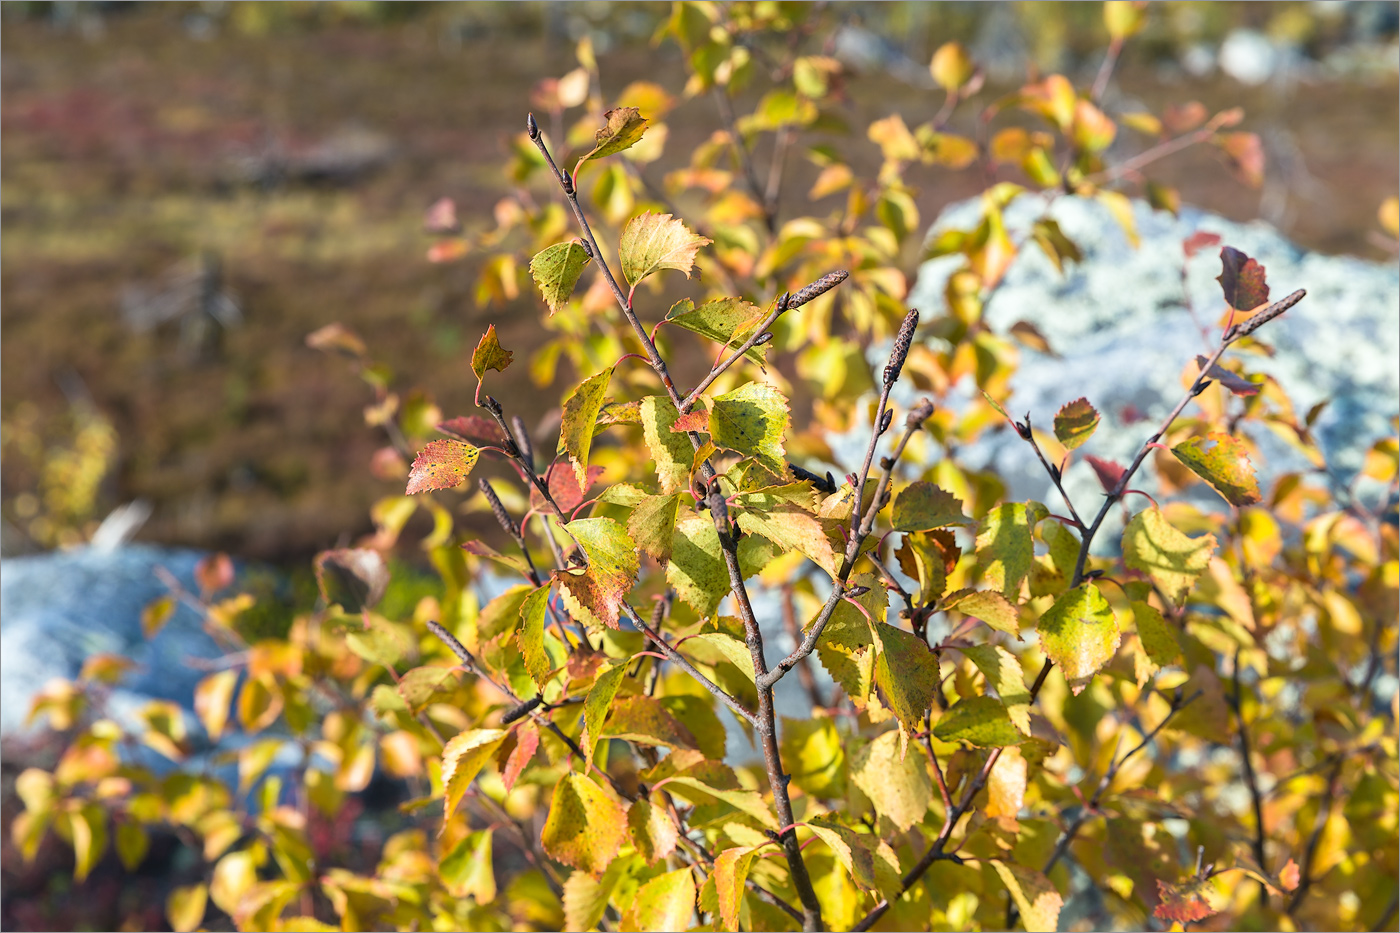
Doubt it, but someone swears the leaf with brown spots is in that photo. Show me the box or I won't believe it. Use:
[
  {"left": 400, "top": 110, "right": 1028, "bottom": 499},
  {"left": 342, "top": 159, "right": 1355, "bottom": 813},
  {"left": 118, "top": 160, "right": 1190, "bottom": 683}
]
[{"left": 407, "top": 440, "right": 480, "bottom": 495}]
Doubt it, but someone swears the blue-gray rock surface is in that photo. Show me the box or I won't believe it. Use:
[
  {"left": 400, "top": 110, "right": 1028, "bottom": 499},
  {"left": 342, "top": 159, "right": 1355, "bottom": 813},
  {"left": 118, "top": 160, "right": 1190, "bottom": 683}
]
[{"left": 0, "top": 544, "right": 224, "bottom": 738}]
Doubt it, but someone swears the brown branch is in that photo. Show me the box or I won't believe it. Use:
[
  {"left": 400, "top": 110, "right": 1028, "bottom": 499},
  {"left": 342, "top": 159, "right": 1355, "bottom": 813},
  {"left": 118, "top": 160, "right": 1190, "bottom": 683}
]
[
  {"left": 1007, "top": 688, "right": 1202, "bottom": 927},
  {"left": 624, "top": 602, "right": 759, "bottom": 727},
  {"left": 713, "top": 88, "right": 775, "bottom": 234},
  {"left": 1231, "top": 646, "right": 1270, "bottom": 908},
  {"left": 528, "top": 117, "right": 830, "bottom": 930},
  {"left": 1287, "top": 755, "right": 1346, "bottom": 916}
]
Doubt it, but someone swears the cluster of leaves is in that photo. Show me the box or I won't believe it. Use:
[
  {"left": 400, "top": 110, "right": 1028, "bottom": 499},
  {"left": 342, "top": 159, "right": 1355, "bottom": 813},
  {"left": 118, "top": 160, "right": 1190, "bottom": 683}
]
[{"left": 11, "top": 4, "right": 1396, "bottom": 932}]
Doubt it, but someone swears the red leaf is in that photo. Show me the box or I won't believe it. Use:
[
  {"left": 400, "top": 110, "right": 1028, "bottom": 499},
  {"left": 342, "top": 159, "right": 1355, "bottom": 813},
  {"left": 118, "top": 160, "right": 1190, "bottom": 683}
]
[
  {"left": 1218, "top": 131, "right": 1265, "bottom": 188},
  {"left": 1085, "top": 455, "right": 1127, "bottom": 493},
  {"left": 670, "top": 409, "right": 710, "bottom": 434},
  {"left": 437, "top": 416, "right": 508, "bottom": 447},
  {"left": 533, "top": 462, "right": 606, "bottom": 513},
  {"left": 427, "top": 239, "right": 470, "bottom": 263},
  {"left": 1279, "top": 857, "right": 1301, "bottom": 892},
  {"left": 1217, "top": 247, "right": 1269, "bottom": 313},
  {"left": 424, "top": 197, "right": 458, "bottom": 233},
  {"left": 1182, "top": 231, "right": 1221, "bottom": 259},
  {"left": 407, "top": 440, "right": 480, "bottom": 495},
  {"left": 1163, "top": 101, "right": 1207, "bottom": 134},
  {"left": 501, "top": 722, "right": 539, "bottom": 795},
  {"left": 195, "top": 554, "right": 234, "bottom": 598}
]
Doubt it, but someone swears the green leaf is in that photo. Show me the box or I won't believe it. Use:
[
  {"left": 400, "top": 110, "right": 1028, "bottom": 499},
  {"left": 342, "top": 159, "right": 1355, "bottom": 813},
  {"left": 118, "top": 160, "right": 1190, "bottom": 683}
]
[
  {"left": 708, "top": 382, "right": 790, "bottom": 476},
  {"left": 872, "top": 622, "right": 942, "bottom": 736},
  {"left": 563, "top": 857, "right": 633, "bottom": 933},
  {"left": 1053, "top": 397, "right": 1099, "bottom": 451},
  {"left": 892, "top": 482, "right": 972, "bottom": 531},
  {"left": 814, "top": 581, "right": 879, "bottom": 708},
  {"left": 932, "top": 695, "right": 1024, "bottom": 747},
  {"left": 958, "top": 643, "right": 1032, "bottom": 734},
  {"left": 942, "top": 588, "right": 1021, "bottom": 638},
  {"left": 529, "top": 242, "right": 592, "bottom": 314},
  {"left": 620, "top": 866, "right": 696, "bottom": 933},
  {"left": 578, "top": 107, "right": 649, "bottom": 169},
  {"left": 599, "top": 695, "right": 699, "bottom": 751},
  {"left": 976, "top": 503, "right": 1036, "bottom": 598},
  {"left": 1030, "top": 218, "right": 1082, "bottom": 274},
  {"left": 439, "top": 828, "right": 496, "bottom": 902},
  {"left": 441, "top": 729, "right": 508, "bottom": 832},
  {"left": 517, "top": 585, "right": 554, "bottom": 689},
  {"left": 781, "top": 716, "right": 845, "bottom": 798},
  {"left": 628, "top": 493, "right": 683, "bottom": 563},
  {"left": 554, "top": 517, "right": 637, "bottom": 630},
  {"left": 665, "top": 297, "right": 769, "bottom": 364},
  {"left": 667, "top": 510, "right": 780, "bottom": 618},
  {"left": 689, "top": 632, "right": 757, "bottom": 682},
  {"left": 806, "top": 818, "right": 902, "bottom": 896},
  {"left": 713, "top": 846, "right": 762, "bottom": 932},
  {"left": 406, "top": 440, "right": 480, "bottom": 495},
  {"left": 991, "top": 859, "right": 1063, "bottom": 933},
  {"left": 1037, "top": 584, "right": 1120, "bottom": 695},
  {"left": 735, "top": 503, "right": 838, "bottom": 577},
  {"left": 640, "top": 395, "right": 695, "bottom": 494},
  {"left": 1122, "top": 507, "right": 1217, "bottom": 606},
  {"left": 541, "top": 774, "right": 629, "bottom": 876},
  {"left": 618, "top": 211, "right": 710, "bottom": 287},
  {"left": 1132, "top": 599, "right": 1183, "bottom": 672},
  {"left": 851, "top": 730, "right": 931, "bottom": 831},
  {"left": 628, "top": 798, "right": 679, "bottom": 866},
  {"left": 1171, "top": 433, "right": 1262, "bottom": 507},
  {"left": 560, "top": 365, "right": 615, "bottom": 489},
  {"left": 115, "top": 820, "right": 149, "bottom": 871},
  {"left": 470, "top": 324, "right": 514, "bottom": 380},
  {"left": 582, "top": 661, "right": 628, "bottom": 772}
]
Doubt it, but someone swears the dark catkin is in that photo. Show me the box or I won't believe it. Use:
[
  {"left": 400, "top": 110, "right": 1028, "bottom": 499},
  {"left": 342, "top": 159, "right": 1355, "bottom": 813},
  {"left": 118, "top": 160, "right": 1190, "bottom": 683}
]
[
  {"left": 790, "top": 463, "right": 838, "bottom": 493},
  {"left": 501, "top": 697, "right": 542, "bottom": 725},
  {"left": 883, "top": 309, "right": 920, "bottom": 387},
  {"left": 1228, "top": 288, "right": 1305, "bottom": 340},
  {"left": 788, "top": 270, "right": 849, "bottom": 309},
  {"left": 511, "top": 415, "right": 534, "bottom": 468},
  {"left": 427, "top": 620, "right": 472, "bottom": 666},
  {"left": 480, "top": 478, "right": 520, "bottom": 540}
]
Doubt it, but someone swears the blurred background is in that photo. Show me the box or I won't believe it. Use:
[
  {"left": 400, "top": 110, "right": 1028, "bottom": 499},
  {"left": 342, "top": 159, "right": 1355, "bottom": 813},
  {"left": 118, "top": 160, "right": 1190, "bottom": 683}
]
[{"left": 2, "top": 0, "right": 1397, "bottom": 565}]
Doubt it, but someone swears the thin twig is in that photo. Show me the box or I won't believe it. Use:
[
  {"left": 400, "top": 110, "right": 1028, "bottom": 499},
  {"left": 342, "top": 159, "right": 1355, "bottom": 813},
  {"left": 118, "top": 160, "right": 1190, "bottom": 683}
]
[
  {"left": 713, "top": 88, "right": 775, "bottom": 234},
  {"left": 1287, "top": 756, "right": 1346, "bottom": 915},
  {"left": 1231, "top": 646, "right": 1270, "bottom": 908},
  {"left": 1007, "top": 689, "right": 1202, "bottom": 927},
  {"left": 625, "top": 602, "right": 759, "bottom": 727}
]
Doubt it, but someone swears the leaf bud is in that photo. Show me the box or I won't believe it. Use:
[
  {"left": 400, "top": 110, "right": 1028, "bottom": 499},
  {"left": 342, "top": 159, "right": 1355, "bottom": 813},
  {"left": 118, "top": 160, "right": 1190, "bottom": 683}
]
[
  {"left": 906, "top": 398, "right": 935, "bottom": 427},
  {"left": 1192, "top": 379, "right": 1213, "bottom": 397},
  {"left": 526, "top": 112, "right": 540, "bottom": 140},
  {"left": 1015, "top": 421, "right": 1032, "bottom": 440},
  {"left": 879, "top": 407, "right": 894, "bottom": 434}
]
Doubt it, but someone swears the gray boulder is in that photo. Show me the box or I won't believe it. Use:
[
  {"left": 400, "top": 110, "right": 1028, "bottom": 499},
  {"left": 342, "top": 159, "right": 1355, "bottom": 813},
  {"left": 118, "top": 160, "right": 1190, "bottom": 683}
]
[
  {"left": 898, "top": 194, "right": 1398, "bottom": 541},
  {"left": 0, "top": 544, "right": 224, "bottom": 739}
]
